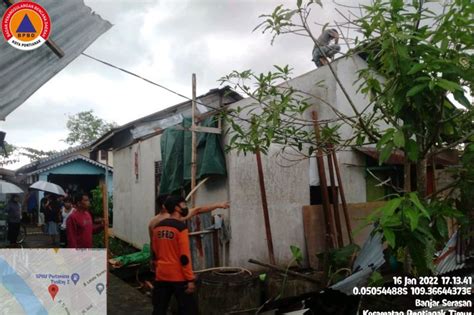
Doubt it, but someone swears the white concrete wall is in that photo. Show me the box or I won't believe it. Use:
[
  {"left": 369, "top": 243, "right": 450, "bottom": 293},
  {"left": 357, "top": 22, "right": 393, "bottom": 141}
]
[
  {"left": 226, "top": 146, "right": 310, "bottom": 267},
  {"left": 112, "top": 136, "right": 162, "bottom": 248},
  {"left": 224, "top": 57, "right": 371, "bottom": 268}
]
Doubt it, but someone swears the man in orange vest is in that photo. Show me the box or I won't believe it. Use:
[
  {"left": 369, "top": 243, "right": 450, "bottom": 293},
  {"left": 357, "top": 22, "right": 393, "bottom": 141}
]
[
  {"left": 148, "top": 195, "right": 229, "bottom": 270},
  {"left": 151, "top": 195, "right": 198, "bottom": 315}
]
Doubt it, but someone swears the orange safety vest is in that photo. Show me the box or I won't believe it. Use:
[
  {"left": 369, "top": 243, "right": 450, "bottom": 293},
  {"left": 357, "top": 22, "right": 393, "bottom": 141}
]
[{"left": 152, "top": 218, "right": 195, "bottom": 282}]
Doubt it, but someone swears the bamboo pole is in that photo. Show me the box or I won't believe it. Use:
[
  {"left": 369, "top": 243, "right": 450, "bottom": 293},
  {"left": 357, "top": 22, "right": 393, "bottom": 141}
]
[
  {"left": 255, "top": 148, "right": 276, "bottom": 265},
  {"left": 191, "top": 74, "right": 197, "bottom": 207},
  {"left": 330, "top": 145, "right": 353, "bottom": 244},
  {"left": 191, "top": 74, "right": 206, "bottom": 268}
]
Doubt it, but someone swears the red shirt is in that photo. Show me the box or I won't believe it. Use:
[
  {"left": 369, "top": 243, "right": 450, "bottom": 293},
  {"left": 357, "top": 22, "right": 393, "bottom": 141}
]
[{"left": 66, "top": 209, "right": 102, "bottom": 248}]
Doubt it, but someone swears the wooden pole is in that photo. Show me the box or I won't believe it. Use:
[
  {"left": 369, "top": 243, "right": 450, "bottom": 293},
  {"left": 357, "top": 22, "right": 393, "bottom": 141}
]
[
  {"left": 101, "top": 182, "right": 109, "bottom": 286},
  {"left": 191, "top": 74, "right": 206, "bottom": 268},
  {"left": 102, "top": 183, "right": 109, "bottom": 253},
  {"left": 330, "top": 145, "right": 353, "bottom": 244},
  {"left": 311, "top": 111, "right": 335, "bottom": 250},
  {"left": 191, "top": 73, "right": 197, "bottom": 207},
  {"left": 255, "top": 148, "right": 276, "bottom": 265},
  {"left": 327, "top": 149, "right": 343, "bottom": 248}
]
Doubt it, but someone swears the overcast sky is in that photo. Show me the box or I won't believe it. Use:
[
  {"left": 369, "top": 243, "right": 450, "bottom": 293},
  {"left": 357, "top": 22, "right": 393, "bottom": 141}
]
[{"left": 2, "top": 0, "right": 363, "bottom": 168}]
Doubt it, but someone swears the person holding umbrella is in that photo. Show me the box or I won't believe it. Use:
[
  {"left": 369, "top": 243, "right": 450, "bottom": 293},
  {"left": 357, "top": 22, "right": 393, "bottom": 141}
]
[
  {"left": 44, "top": 195, "right": 61, "bottom": 246},
  {"left": 6, "top": 194, "right": 22, "bottom": 246}
]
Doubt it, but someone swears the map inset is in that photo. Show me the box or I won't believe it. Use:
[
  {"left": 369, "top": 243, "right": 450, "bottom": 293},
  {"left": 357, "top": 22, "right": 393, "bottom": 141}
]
[{"left": 0, "top": 249, "right": 107, "bottom": 315}]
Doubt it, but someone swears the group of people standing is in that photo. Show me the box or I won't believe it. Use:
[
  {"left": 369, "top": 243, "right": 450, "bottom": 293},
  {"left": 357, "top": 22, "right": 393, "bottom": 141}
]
[{"left": 40, "top": 193, "right": 103, "bottom": 248}]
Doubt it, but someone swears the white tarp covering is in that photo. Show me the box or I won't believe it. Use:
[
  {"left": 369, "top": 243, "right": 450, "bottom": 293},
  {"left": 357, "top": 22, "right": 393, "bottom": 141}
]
[{"left": 0, "top": 0, "right": 112, "bottom": 120}]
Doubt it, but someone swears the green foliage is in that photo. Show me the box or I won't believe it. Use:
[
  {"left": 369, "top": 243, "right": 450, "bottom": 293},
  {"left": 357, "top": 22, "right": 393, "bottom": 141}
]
[
  {"left": 355, "top": 0, "right": 473, "bottom": 162},
  {"left": 219, "top": 66, "right": 339, "bottom": 157},
  {"left": 317, "top": 243, "right": 360, "bottom": 270},
  {"left": 316, "top": 244, "right": 359, "bottom": 284},
  {"left": 368, "top": 271, "right": 385, "bottom": 287},
  {"left": 365, "top": 192, "right": 464, "bottom": 275},
  {"left": 90, "top": 186, "right": 112, "bottom": 219},
  {"left": 93, "top": 232, "right": 137, "bottom": 255},
  {"left": 290, "top": 245, "right": 303, "bottom": 263},
  {"left": 0, "top": 142, "right": 19, "bottom": 167},
  {"left": 19, "top": 147, "right": 57, "bottom": 161},
  {"left": 64, "top": 110, "right": 117, "bottom": 145},
  {"left": 0, "top": 142, "right": 57, "bottom": 167},
  {"left": 278, "top": 245, "right": 305, "bottom": 298}
]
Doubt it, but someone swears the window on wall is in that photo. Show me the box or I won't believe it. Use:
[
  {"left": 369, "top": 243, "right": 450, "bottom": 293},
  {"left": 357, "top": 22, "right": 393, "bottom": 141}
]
[
  {"left": 100, "top": 150, "right": 107, "bottom": 160},
  {"left": 155, "top": 161, "right": 163, "bottom": 214}
]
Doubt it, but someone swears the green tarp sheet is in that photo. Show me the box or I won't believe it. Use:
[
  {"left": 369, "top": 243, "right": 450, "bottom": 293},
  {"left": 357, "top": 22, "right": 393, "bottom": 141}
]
[
  {"left": 113, "top": 244, "right": 150, "bottom": 267},
  {"left": 159, "top": 117, "right": 227, "bottom": 196}
]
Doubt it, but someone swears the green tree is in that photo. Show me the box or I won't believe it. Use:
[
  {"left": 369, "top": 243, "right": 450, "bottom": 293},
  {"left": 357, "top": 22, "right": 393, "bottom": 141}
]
[
  {"left": 64, "top": 110, "right": 117, "bottom": 145},
  {"left": 19, "top": 147, "right": 57, "bottom": 161},
  {"left": 0, "top": 143, "right": 56, "bottom": 167},
  {"left": 0, "top": 142, "right": 19, "bottom": 167}
]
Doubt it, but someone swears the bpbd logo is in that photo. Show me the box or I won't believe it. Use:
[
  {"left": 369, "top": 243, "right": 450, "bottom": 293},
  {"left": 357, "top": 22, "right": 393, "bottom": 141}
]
[{"left": 2, "top": 1, "right": 51, "bottom": 50}]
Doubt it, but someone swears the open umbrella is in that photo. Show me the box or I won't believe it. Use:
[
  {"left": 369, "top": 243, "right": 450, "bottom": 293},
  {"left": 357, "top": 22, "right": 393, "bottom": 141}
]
[
  {"left": 30, "top": 181, "right": 66, "bottom": 196},
  {"left": 0, "top": 180, "right": 24, "bottom": 194}
]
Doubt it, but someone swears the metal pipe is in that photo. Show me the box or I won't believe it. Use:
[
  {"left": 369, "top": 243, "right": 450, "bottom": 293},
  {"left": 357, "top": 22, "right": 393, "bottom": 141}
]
[{"left": 189, "top": 230, "right": 214, "bottom": 236}]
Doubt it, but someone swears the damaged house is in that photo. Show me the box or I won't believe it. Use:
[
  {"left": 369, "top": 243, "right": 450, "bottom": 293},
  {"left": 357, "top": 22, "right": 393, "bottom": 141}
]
[{"left": 92, "top": 56, "right": 459, "bottom": 270}]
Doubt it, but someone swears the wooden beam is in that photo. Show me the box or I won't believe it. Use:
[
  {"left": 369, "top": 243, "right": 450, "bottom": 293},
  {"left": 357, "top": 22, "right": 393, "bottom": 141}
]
[
  {"left": 190, "top": 126, "right": 221, "bottom": 134},
  {"left": 256, "top": 148, "right": 276, "bottom": 265}
]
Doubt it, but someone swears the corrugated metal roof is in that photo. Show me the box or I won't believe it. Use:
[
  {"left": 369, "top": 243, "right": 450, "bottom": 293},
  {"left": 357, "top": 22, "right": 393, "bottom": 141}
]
[
  {"left": 435, "top": 231, "right": 467, "bottom": 275},
  {"left": 0, "top": 0, "right": 112, "bottom": 120},
  {"left": 90, "top": 86, "right": 243, "bottom": 151},
  {"left": 28, "top": 154, "right": 112, "bottom": 175},
  {"left": 330, "top": 231, "right": 385, "bottom": 295},
  {"left": 15, "top": 141, "right": 94, "bottom": 174}
]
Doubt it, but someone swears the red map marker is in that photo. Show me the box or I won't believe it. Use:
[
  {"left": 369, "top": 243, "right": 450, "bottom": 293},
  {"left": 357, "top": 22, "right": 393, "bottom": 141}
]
[{"left": 48, "top": 284, "right": 59, "bottom": 300}]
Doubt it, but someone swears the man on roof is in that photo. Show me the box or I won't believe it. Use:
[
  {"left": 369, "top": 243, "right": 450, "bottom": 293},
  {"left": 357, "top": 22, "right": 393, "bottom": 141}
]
[{"left": 312, "top": 28, "right": 341, "bottom": 67}]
